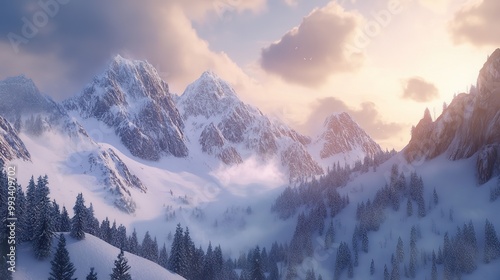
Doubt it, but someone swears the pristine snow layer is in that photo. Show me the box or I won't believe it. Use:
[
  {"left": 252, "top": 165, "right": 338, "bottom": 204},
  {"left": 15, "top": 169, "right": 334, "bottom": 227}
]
[
  {"left": 299, "top": 153, "right": 500, "bottom": 280},
  {"left": 14, "top": 233, "right": 185, "bottom": 280}
]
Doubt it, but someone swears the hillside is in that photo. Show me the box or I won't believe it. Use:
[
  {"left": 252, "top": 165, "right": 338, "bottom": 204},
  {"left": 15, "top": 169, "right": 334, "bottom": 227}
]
[{"left": 14, "top": 233, "right": 185, "bottom": 280}]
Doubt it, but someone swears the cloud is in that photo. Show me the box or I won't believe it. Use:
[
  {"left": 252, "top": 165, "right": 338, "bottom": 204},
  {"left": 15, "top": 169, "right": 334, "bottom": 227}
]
[
  {"left": 402, "top": 77, "right": 439, "bottom": 102},
  {"left": 260, "top": 2, "right": 363, "bottom": 87},
  {"left": 302, "top": 97, "right": 405, "bottom": 141},
  {"left": 283, "top": 0, "right": 299, "bottom": 7},
  {"left": 418, "top": 0, "right": 451, "bottom": 13},
  {"left": 449, "top": 0, "right": 500, "bottom": 46},
  {"left": 0, "top": 0, "right": 261, "bottom": 100}
]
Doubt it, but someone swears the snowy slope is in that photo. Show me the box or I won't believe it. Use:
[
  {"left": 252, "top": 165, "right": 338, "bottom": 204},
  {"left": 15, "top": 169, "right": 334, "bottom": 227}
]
[
  {"left": 287, "top": 153, "right": 500, "bottom": 280},
  {"left": 15, "top": 233, "right": 185, "bottom": 280}
]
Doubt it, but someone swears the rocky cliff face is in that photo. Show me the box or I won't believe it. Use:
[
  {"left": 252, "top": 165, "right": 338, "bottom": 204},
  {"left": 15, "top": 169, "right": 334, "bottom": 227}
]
[
  {"left": 404, "top": 48, "right": 500, "bottom": 183},
  {"left": 0, "top": 115, "right": 30, "bottom": 163},
  {"left": 65, "top": 55, "right": 188, "bottom": 161},
  {"left": 315, "top": 112, "right": 382, "bottom": 160},
  {"left": 177, "top": 70, "right": 321, "bottom": 179}
]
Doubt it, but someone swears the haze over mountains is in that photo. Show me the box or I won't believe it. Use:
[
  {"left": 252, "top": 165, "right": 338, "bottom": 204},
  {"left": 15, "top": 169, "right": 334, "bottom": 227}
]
[{"left": 1, "top": 49, "right": 500, "bottom": 280}]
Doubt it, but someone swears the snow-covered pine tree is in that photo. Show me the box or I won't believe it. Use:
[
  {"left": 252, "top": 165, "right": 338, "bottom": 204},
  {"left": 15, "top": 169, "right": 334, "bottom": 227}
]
[
  {"left": 268, "top": 261, "right": 279, "bottom": 280},
  {"left": 110, "top": 249, "right": 132, "bottom": 280},
  {"left": 213, "top": 245, "right": 224, "bottom": 277},
  {"left": 202, "top": 242, "right": 215, "bottom": 280},
  {"left": 48, "top": 234, "right": 76, "bottom": 280},
  {"left": 168, "top": 224, "right": 187, "bottom": 276},
  {"left": 85, "top": 203, "right": 99, "bottom": 236},
  {"left": 127, "top": 228, "right": 139, "bottom": 255},
  {"left": 86, "top": 267, "right": 98, "bottom": 280},
  {"left": 100, "top": 218, "right": 111, "bottom": 243},
  {"left": 384, "top": 264, "right": 390, "bottom": 280},
  {"left": 33, "top": 175, "right": 54, "bottom": 259},
  {"left": 183, "top": 227, "right": 195, "bottom": 277},
  {"left": 116, "top": 224, "right": 128, "bottom": 251},
  {"left": 406, "top": 199, "right": 413, "bottom": 217},
  {"left": 484, "top": 219, "right": 500, "bottom": 263},
  {"left": 25, "top": 176, "right": 37, "bottom": 241},
  {"left": 52, "top": 200, "right": 61, "bottom": 232},
  {"left": 60, "top": 206, "right": 71, "bottom": 232},
  {"left": 140, "top": 231, "right": 154, "bottom": 261},
  {"left": 250, "top": 246, "right": 265, "bottom": 280},
  {"left": 15, "top": 182, "right": 27, "bottom": 244},
  {"left": 334, "top": 242, "right": 353, "bottom": 280},
  {"left": 70, "top": 193, "right": 86, "bottom": 240},
  {"left": 158, "top": 243, "right": 169, "bottom": 269},
  {"left": 396, "top": 237, "right": 404, "bottom": 263}
]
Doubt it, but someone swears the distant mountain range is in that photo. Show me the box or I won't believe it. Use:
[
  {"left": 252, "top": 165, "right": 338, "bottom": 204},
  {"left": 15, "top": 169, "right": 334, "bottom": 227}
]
[{"left": 0, "top": 55, "right": 381, "bottom": 205}]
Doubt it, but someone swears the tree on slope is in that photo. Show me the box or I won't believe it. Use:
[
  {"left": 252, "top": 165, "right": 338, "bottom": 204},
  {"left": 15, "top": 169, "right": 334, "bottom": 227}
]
[
  {"left": 49, "top": 234, "right": 77, "bottom": 280},
  {"left": 70, "top": 193, "right": 86, "bottom": 240},
  {"left": 110, "top": 249, "right": 132, "bottom": 280},
  {"left": 86, "top": 267, "right": 98, "bottom": 280},
  {"left": 168, "top": 224, "right": 187, "bottom": 276},
  {"left": 250, "top": 246, "right": 265, "bottom": 280},
  {"left": 33, "top": 175, "right": 54, "bottom": 259}
]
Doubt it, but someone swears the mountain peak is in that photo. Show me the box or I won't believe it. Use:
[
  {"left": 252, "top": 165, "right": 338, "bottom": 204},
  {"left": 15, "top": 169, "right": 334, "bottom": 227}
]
[
  {"left": 317, "top": 112, "right": 382, "bottom": 159},
  {"left": 178, "top": 71, "right": 240, "bottom": 118},
  {"left": 477, "top": 48, "right": 500, "bottom": 96}
]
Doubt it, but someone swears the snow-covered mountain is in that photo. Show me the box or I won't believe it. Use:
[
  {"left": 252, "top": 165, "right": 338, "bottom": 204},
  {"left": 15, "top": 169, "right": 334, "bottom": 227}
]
[
  {"left": 177, "top": 70, "right": 324, "bottom": 179},
  {"left": 405, "top": 48, "right": 500, "bottom": 184},
  {"left": 64, "top": 55, "right": 188, "bottom": 161},
  {"left": 0, "top": 115, "right": 30, "bottom": 163},
  {"left": 310, "top": 112, "right": 382, "bottom": 169}
]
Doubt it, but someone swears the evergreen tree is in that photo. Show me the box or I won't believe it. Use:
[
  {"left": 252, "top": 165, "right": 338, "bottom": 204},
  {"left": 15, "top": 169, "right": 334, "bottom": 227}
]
[
  {"left": 52, "top": 200, "right": 61, "bottom": 232},
  {"left": 390, "top": 263, "right": 400, "bottom": 280},
  {"left": 25, "top": 176, "right": 37, "bottom": 241},
  {"left": 16, "top": 183, "right": 28, "bottom": 243},
  {"left": 100, "top": 218, "right": 112, "bottom": 243},
  {"left": 33, "top": 175, "right": 54, "bottom": 259},
  {"left": 110, "top": 249, "right": 132, "bottom": 280},
  {"left": 158, "top": 243, "right": 169, "bottom": 269},
  {"left": 268, "top": 261, "right": 280, "bottom": 280},
  {"left": 406, "top": 199, "right": 413, "bottom": 217},
  {"left": 384, "top": 264, "right": 390, "bottom": 280},
  {"left": 85, "top": 203, "right": 99, "bottom": 236},
  {"left": 484, "top": 219, "right": 500, "bottom": 263},
  {"left": 431, "top": 255, "right": 437, "bottom": 280},
  {"left": 250, "top": 246, "right": 265, "bottom": 280},
  {"left": 203, "top": 242, "right": 215, "bottom": 280},
  {"left": 127, "top": 228, "right": 139, "bottom": 255},
  {"left": 70, "top": 193, "right": 86, "bottom": 240},
  {"left": 370, "top": 259, "right": 375, "bottom": 275},
  {"left": 140, "top": 231, "right": 155, "bottom": 261},
  {"left": 48, "top": 234, "right": 76, "bottom": 280},
  {"left": 433, "top": 188, "right": 439, "bottom": 205},
  {"left": 396, "top": 237, "right": 404, "bottom": 263},
  {"left": 334, "top": 242, "right": 352, "bottom": 280},
  {"left": 361, "top": 230, "right": 369, "bottom": 253},
  {"left": 305, "top": 268, "right": 316, "bottom": 280},
  {"left": 324, "top": 220, "right": 335, "bottom": 249},
  {"left": 86, "top": 267, "right": 98, "bottom": 280},
  {"left": 183, "top": 227, "right": 195, "bottom": 277},
  {"left": 60, "top": 206, "right": 71, "bottom": 232},
  {"left": 213, "top": 245, "right": 224, "bottom": 277},
  {"left": 168, "top": 224, "right": 187, "bottom": 276},
  {"left": 116, "top": 225, "right": 128, "bottom": 251}
]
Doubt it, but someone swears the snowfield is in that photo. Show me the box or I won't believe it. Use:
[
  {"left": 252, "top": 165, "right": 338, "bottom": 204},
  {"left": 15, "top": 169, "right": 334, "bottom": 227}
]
[{"left": 14, "top": 233, "right": 185, "bottom": 280}]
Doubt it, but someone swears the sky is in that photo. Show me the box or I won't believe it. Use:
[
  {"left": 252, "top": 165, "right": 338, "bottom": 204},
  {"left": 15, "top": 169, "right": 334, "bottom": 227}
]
[{"left": 0, "top": 0, "right": 499, "bottom": 150}]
